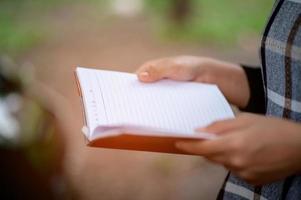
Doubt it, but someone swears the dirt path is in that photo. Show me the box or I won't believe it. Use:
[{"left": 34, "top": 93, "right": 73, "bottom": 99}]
[{"left": 21, "top": 3, "right": 260, "bottom": 200}]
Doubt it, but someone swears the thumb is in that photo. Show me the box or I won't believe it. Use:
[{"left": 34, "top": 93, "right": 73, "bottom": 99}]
[{"left": 136, "top": 61, "right": 169, "bottom": 83}]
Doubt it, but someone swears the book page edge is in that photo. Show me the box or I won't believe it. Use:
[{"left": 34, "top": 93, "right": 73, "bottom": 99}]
[{"left": 90, "top": 126, "right": 217, "bottom": 142}]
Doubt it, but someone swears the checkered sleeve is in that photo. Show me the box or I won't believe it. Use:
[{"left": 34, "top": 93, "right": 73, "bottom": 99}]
[{"left": 240, "top": 65, "right": 266, "bottom": 114}]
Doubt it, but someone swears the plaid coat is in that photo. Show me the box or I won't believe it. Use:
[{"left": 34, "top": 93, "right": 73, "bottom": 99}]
[{"left": 218, "top": 0, "right": 301, "bottom": 199}]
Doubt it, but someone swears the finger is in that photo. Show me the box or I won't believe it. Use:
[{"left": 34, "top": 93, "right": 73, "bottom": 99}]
[
  {"left": 206, "top": 155, "right": 229, "bottom": 165},
  {"left": 196, "top": 116, "right": 252, "bottom": 135},
  {"left": 175, "top": 137, "right": 230, "bottom": 156},
  {"left": 196, "top": 119, "right": 240, "bottom": 135},
  {"left": 136, "top": 60, "right": 170, "bottom": 82}
]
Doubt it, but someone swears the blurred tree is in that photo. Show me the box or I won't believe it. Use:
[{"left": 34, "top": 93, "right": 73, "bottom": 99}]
[
  {"left": 145, "top": 0, "right": 274, "bottom": 45},
  {"left": 169, "top": 0, "right": 192, "bottom": 24}
]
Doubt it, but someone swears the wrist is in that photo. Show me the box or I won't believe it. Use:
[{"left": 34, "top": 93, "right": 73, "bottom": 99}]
[
  {"left": 208, "top": 60, "right": 251, "bottom": 107},
  {"left": 190, "top": 57, "right": 251, "bottom": 107},
  {"left": 235, "top": 66, "right": 251, "bottom": 108}
]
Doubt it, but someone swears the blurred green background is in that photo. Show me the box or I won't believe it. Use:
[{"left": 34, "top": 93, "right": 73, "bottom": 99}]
[{"left": 1, "top": 0, "right": 273, "bottom": 57}]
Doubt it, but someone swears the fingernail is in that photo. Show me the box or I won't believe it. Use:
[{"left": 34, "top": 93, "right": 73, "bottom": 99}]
[{"left": 139, "top": 72, "right": 149, "bottom": 79}]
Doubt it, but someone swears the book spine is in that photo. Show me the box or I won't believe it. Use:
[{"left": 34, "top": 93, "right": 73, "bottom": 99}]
[{"left": 74, "top": 70, "right": 89, "bottom": 138}]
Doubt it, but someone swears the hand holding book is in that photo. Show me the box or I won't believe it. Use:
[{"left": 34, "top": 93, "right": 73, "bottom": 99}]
[{"left": 75, "top": 56, "right": 251, "bottom": 154}]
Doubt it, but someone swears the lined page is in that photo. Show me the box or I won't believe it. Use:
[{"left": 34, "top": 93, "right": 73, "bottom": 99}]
[
  {"left": 76, "top": 68, "right": 108, "bottom": 138},
  {"left": 76, "top": 67, "right": 234, "bottom": 138}
]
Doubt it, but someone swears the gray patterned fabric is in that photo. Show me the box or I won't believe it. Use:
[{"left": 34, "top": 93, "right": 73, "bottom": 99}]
[{"left": 219, "top": 0, "right": 301, "bottom": 199}]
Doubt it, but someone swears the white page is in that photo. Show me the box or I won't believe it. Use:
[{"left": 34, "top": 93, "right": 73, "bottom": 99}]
[
  {"left": 76, "top": 67, "right": 108, "bottom": 138},
  {"left": 76, "top": 67, "right": 234, "bottom": 139}
]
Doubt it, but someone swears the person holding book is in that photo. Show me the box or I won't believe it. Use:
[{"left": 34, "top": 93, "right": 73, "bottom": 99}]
[{"left": 136, "top": 0, "right": 301, "bottom": 199}]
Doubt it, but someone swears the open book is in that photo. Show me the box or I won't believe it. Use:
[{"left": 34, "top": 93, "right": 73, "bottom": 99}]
[{"left": 75, "top": 67, "right": 234, "bottom": 154}]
